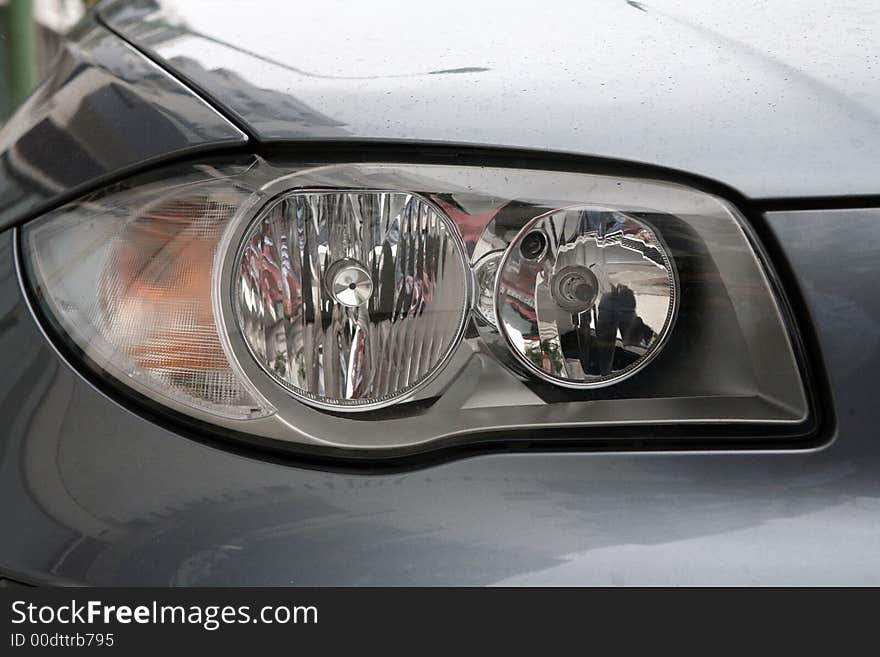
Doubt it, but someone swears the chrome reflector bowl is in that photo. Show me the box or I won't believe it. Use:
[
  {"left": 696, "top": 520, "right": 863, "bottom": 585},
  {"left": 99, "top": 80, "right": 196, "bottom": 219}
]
[
  {"left": 234, "top": 190, "right": 471, "bottom": 410},
  {"left": 495, "top": 207, "right": 677, "bottom": 388}
]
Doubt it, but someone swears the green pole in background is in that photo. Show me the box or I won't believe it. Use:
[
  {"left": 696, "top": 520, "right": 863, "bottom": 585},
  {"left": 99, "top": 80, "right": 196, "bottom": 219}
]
[{"left": 6, "top": 0, "right": 37, "bottom": 114}]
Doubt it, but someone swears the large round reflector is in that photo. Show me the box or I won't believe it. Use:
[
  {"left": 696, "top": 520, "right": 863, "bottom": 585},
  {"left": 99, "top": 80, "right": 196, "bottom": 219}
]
[{"left": 234, "top": 191, "right": 470, "bottom": 410}]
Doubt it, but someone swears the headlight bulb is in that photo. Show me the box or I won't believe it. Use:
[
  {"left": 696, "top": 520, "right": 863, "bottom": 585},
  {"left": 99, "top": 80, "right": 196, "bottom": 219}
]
[{"left": 472, "top": 250, "right": 504, "bottom": 327}]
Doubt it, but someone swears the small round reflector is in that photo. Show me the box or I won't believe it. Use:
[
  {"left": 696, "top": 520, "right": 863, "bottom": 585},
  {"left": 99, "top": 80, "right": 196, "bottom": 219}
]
[{"left": 495, "top": 207, "right": 677, "bottom": 387}]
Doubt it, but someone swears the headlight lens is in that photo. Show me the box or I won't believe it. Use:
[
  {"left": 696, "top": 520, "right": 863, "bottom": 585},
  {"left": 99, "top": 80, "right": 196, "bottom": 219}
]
[
  {"left": 496, "top": 207, "right": 676, "bottom": 387},
  {"left": 22, "top": 173, "right": 271, "bottom": 419},
  {"left": 20, "top": 156, "right": 811, "bottom": 453},
  {"left": 234, "top": 190, "right": 471, "bottom": 410}
]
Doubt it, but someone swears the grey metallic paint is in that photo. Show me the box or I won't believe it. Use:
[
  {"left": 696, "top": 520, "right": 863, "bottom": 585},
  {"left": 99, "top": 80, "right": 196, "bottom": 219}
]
[
  {"left": 101, "top": 0, "right": 880, "bottom": 200},
  {"left": 0, "top": 15, "right": 247, "bottom": 231}
]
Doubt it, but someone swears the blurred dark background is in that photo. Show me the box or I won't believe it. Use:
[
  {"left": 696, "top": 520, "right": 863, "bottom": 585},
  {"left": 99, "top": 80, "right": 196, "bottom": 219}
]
[{"left": 0, "top": 0, "right": 91, "bottom": 122}]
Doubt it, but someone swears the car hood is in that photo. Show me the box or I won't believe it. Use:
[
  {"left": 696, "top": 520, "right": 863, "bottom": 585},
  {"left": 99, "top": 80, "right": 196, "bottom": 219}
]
[{"left": 99, "top": 0, "right": 880, "bottom": 199}]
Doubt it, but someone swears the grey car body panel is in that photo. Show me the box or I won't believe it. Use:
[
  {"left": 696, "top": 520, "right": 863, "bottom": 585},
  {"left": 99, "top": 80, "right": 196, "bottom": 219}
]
[
  {"left": 0, "top": 209, "right": 875, "bottom": 585},
  {"left": 0, "top": 14, "right": 247, "bottom": 231},
  {"left": 99, "top": 0, "right": 880, "bottom": 200}
]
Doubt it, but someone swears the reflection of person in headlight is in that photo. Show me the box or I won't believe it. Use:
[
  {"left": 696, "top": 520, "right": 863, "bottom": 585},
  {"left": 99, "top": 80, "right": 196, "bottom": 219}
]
[{"left": 560, "top": 284, "right": 656, "bottom": 376}]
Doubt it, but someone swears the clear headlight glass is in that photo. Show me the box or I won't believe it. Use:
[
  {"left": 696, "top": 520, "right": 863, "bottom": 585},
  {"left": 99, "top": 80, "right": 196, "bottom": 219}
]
[
  {"left": 20, "top": 156, "right": 811, "bottom": 453},
  {"left": 234, "top": 190, "right": 470, "bottom": 410}
]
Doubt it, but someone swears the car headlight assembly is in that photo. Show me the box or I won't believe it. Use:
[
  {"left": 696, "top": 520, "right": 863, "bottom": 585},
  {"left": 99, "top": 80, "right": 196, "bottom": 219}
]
[{"left": 19, "top": 155, "right": 812, "bottom": 458}]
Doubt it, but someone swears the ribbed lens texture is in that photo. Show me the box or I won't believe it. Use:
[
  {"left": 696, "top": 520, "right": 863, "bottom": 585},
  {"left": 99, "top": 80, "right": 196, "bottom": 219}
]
[
  {"left": 25, "top": 190, "right": 272, "bottom": 419},
  {"left": 235, "top": 191, "right": 469, "bottom": 409},
  {"left": 100, "top": 197, "right": 248, "bottom": 411}
]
